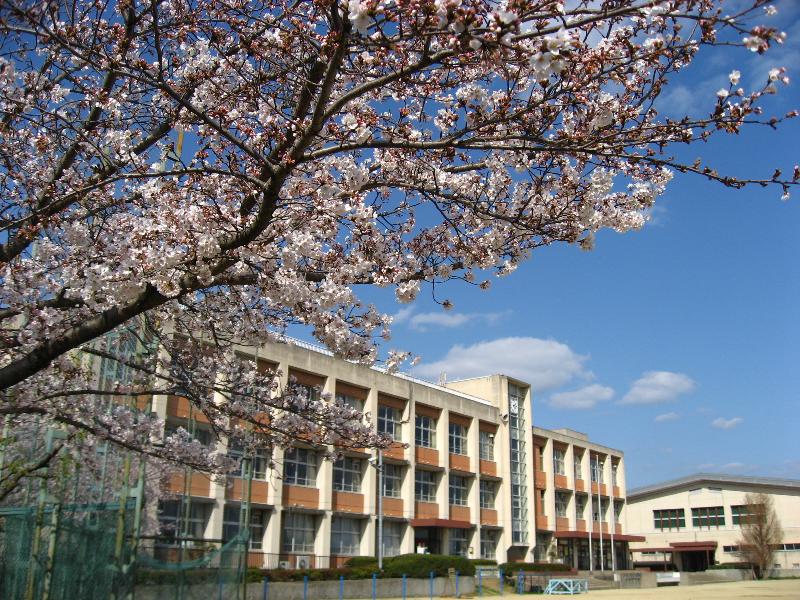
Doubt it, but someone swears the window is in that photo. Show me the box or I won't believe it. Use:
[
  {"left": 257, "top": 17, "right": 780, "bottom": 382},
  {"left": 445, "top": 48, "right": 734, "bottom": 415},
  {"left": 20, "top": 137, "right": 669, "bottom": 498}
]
[
  {"left": 331, "top": 517, "right": 361, "bottom": 555},
  {"left": 337, "top": 393, "right": 364, "bottom": 413},
  {"left": 283, "top": 447, "right": 317, "bottom": 487},
  {"left": 723, "top": 545, "right": 741, "bottom": 553},
  {"left": 378, "top": 405, "right": 401, "bottom": 441},
  {"left": 222, "top": 505, "right": 268, "bottom": 549},
  {"left": 450, "top": 529, "right": 468, "bottom": 556},
  {"left": 165, "top": 419, "right": 214, "bottom": 447},
  {"left": 383, "top": 521, "right": 403, "bottom": 557},
  {"left": 611, "top": 462, "right": 619, "bottom": 487},
  {"left": 731, "top": 505, "right": 753, "bottom": 525},
  {"left": 480, "top": 480, "right": 496, "bottom": 509},
  {"left": 333, "top": 456, "right": 362, "bottom": 492},
  {"left": 157, "top": 500, "right": 210, "bottom": 544},
  {"left": 573, "top": 454, "right": 583, "bottom": 481},
  {"left": 692, "top": 506, "right": 725, "bottom": 529},
  {"left": 382, "top": 464, "right": 402, "bottom": 498},
  {"left": 575, "top": 495, "right": 587, "bottom": 520},
  {"left": 449, "top": 475, "right": 468, "bottom": 506},
  {"left": 653, "top": 508, "right": 686, "bottom": 531},
  {"left": 227, "top": 441, "right": 269, "bottom": 480},
  {"left": 480, "top": 529, "right": 498, "bottom": 560},
  {"left": 415, "top": 470, "right": 437, "bottom": 502},
  {"left": 479, "top": 431, "right": 494, "bottom": 461},
  {"left": 282, "top": 513, "right": 316, "bottom": 553},
  {"left": 294, "top": 382, "right": 321, "bottom": 402},
  {"left": 556, "top": 492, "right": 569, "bottom": 518},
  {"left": 449, "top": 423, "right": 467, "bottom": 455},
  {"left": 591, "top": 457, "right": 604, "bottom": 483},
  {"left": 415, "top": 415, "right": 437, "bottom": 448},
  {"left": 553, "top": 448, "right": 565, "bottom": 475}
]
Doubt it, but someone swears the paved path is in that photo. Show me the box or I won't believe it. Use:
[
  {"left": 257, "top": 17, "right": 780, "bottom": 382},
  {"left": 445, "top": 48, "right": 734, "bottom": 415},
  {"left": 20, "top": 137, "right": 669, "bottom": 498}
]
[{"left": 585, "top": 579, "right": 800, "bottom": 599}]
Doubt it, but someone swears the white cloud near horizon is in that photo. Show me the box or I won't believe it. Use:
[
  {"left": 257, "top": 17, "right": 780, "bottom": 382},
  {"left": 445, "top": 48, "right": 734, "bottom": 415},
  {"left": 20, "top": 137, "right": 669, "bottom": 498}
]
[
  {"left": 412, "top": 337, "right": 589, "bottom": 392},
  {"left": 390, "top": 306, "right": 509, "bottom": 331},
  {"left": 711, "top": 416, "right": 744, "bottom": 430},
  {"left": 620, "top": 371, "right": 695, "bottom": 405},
  {"left": 549, "top": 384, "right": 614, "bottom": 410},
  {"left": 654, "top": 411, "right": 680, "bottom": 423}
]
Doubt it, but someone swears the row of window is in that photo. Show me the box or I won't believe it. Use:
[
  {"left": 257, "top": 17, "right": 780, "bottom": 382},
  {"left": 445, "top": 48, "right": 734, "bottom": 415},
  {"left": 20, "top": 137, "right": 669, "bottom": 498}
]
[
  {"left": 549, "top": 447, "right": 619, "bottom": 486},
  {"left": 158, "top": 502, "right": 501, "bottom": 559},
  {"left": 549, "top": 490, "right": 623, "bottom": 520},
  {"left": 724, "top": 543, "right": 800, "bottom": 552},
  {"left": 653, "top": 505, "right": 758, "bottom": 531}
]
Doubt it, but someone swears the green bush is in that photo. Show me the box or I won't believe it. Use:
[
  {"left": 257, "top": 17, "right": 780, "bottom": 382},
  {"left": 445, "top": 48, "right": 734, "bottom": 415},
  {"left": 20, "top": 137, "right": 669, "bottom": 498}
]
[
  {"left": 498, "top": 562, "right": 573, "bottom": 574},
  {"left": 381, "top": 554, "right": 475, "bottom": 578},
  {"left": 345, "top": 556, "right": 378, "bottom": 568},
  {"left": 470, "top": 559, "right": 498, "bottom": 566}
]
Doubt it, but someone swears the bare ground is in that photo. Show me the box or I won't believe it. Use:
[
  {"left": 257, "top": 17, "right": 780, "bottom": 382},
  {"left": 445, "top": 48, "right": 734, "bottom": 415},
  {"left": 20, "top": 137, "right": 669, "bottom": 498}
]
[{"left": 585, "top": 579, "right": 800, "bottom": 599}]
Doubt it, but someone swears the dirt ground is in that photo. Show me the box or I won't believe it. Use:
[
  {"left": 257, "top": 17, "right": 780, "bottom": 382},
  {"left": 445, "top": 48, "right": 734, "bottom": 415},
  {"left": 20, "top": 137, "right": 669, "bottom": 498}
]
[{"left": 586, "top": 579, "right": 800, "bottom": 599}]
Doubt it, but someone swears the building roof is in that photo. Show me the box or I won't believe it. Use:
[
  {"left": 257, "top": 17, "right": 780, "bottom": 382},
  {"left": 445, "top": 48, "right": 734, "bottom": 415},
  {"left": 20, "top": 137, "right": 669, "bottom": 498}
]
[
  {"left": 628, "top": 473, "right": 800, "bottom": 501},
  {"left": 532, "top": 425, "right": 623, "bottom": 456}
]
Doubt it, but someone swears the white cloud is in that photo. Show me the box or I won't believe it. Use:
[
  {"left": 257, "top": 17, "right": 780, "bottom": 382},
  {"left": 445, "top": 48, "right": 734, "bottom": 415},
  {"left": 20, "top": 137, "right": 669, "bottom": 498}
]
[
  {"left": 412, "top": 337, "right": 589, "bottom": 392},
  {"left": 391, "top": 306, "right": 416, "bottom": 325},
  {"left": 654, "top": 411, "right": 680, "bottom": 423},
  {"left": 620, "top": 371, "right": 695, "bottom": 405},
  {"left": 711, "top": 416, "right": 744, "bottom": 430},
  {"left": 549, "top": 384, "right": 614, "bottom": 410},
  {"left": 389, "top": 305, "right": 509, "bottom": 331},
  {"left": 408, "top": 310, "right": 508, "bottom": 331}
]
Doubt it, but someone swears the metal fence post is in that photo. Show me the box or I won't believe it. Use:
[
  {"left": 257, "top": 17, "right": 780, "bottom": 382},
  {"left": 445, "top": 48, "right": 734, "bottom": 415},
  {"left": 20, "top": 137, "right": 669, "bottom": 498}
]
[
  {"left": 478, "top": 569, "right": 482, "bottom": 597},
  {"left": 455, "top": 571, "right": 459, "bottom": 598},
  {"left": 339, "top": 575, "right": 344, "bottom": 600},
  {"left": 499, "top": 569, "right": 504, "bottom": 595},
  {"left": 372, "top": 573, "right": 377, "bottom": 600},
  {"left": 303, "top": 576, "right": 308, "bottom": 600},
  {"left": 402, "top": 574, "right": 407, "bottom": 600},
  {"left": 262, "top": 578, "right": 268, "bottom": 600},
  {"left": 429, "top": 571, "right": 434, "bottom": 600},
  {"left": 516, "top": 570, "right": 523, "bottom": 595}
]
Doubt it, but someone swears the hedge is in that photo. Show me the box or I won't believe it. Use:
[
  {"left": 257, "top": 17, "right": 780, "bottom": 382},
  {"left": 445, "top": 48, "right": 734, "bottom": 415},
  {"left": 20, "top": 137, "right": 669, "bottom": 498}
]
[
  {"left": 470, "top": 559, "right": 498, "bottom": 566},
  {"left": 381, "top": 554, "right": 475, "bottom": 578}
]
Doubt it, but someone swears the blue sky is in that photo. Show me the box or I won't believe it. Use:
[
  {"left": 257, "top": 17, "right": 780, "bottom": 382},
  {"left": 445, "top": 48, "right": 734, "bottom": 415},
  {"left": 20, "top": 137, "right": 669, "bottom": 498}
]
[{"left": 296, "top": 4, "right": 800, "bottom": 488}]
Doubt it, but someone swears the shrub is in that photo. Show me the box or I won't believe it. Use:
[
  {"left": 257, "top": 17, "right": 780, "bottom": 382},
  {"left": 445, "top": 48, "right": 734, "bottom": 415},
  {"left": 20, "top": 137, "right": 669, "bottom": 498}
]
[
  {"left": 345, "top": 556, "right": 379, "bottom": 568},
  {"left": 381, "top": 554, "right": 475, "bottom": 578}
]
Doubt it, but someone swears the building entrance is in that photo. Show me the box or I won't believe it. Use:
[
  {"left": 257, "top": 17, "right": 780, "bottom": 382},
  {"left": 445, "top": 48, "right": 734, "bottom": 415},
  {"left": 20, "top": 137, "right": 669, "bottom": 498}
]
[{"left": 413, "top": 527, "right": 442, "bottom": 555}]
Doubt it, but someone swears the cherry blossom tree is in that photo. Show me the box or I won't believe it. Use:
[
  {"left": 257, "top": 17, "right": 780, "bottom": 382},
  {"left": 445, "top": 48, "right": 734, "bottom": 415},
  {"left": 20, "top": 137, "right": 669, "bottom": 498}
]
[{"left": 0, "top": 0, "right": 797, "bottom": 480}]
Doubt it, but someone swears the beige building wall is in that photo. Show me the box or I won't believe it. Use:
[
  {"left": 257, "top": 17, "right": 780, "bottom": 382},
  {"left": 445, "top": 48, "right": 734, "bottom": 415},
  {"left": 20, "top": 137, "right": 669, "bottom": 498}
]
[{"left": 626, "top": 475, "right": 800, "bottom": 571}]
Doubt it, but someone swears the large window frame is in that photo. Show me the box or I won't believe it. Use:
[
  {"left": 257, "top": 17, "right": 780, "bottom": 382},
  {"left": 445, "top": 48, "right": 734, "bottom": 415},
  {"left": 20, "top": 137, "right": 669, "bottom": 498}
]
[
  {"left": 415, "top": 415, "right": 437, "bottom": 448},
  {"left": 282, "top": 513, "right": 316, "bottom": 553},
  {"left": 479, "top": 430, "right": 494, "bottom": 461},
  {"left": 653, "top": 508, "right": 686, "bottom": 531},
  {"left": 415, "top": 470, "right": 437, "bottom": 503},
  {"left": 555, "top": 491, "right": 569, "bottom": 518},
  {"left": 480, "top": 529, "right": 498, "bottom": 560},
  {"left": 573, "top": 454, "right": 583, "bottom": 480},
  {"left": 222, "top": 505, "right": 268, "bottom": 550},
  {"left": 692, "top": 506, "right": 725, "bottom": 529},
  {"left": 382, "top": 463, "right": 402, "bottom": 498},
  {"left": 378, "top": 405, "right": 401, "bottom": 441},
  {"left": 449, "top": 528, "right": 469, "bottom": 557},
  {"left": 449, "top": 474, "right": 468, "bottom": 506},
  {"left": 336, "top": 393, "right": 365, "bottom": 414},
  {"left": 333, "top": 456, "right": 363, "bottom": 493},
  {"left": 383, "top": 521, "right": 403, "bottom": 557},
  {"left": 553, "top": 448, "right": 566, "bottom": 475},
  {"left": 227, "top": 441, "right": 269, "bottom": 480},
  {"left": 479, "top": 480, "right": 496, "bottom": 509},
  {"left": 283, "top": 447, "right": 317, "bottom": 487},
  {"left": 330, "top": 517, "right": 361, "bottom": 556},
  {"left": 449, "top": 423, "right": 468, "bottom": 455}
]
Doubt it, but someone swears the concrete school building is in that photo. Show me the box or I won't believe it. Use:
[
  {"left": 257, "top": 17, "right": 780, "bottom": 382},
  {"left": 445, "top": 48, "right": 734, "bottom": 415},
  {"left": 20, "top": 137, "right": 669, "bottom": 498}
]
[
  {"left": 153, "top": 337, "right": 643, "bottom": 570},
  {"left": 625, "top": 473, "right": 800, "bottom": 572}
]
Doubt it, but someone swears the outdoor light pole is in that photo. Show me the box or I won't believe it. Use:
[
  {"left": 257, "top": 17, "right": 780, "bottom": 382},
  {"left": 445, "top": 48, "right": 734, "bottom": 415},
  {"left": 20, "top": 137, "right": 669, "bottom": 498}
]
[
  {"left": 370, "top": 449, "right": 384, "bottom": 570},
  {"left": 378, "top": 449, "right": 384, "bottom": 570}
]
